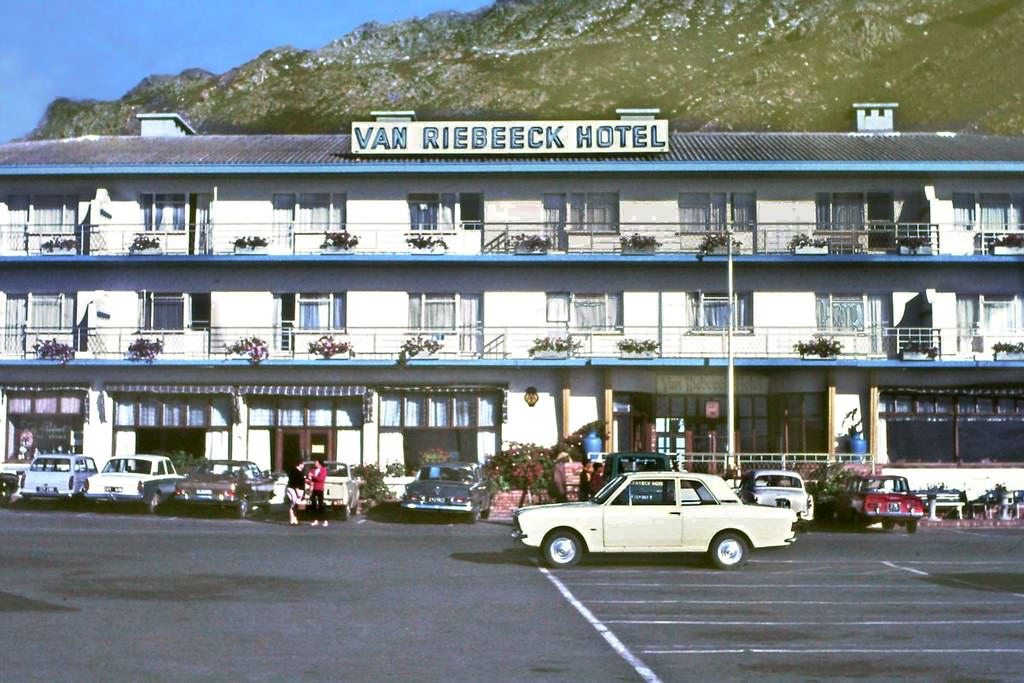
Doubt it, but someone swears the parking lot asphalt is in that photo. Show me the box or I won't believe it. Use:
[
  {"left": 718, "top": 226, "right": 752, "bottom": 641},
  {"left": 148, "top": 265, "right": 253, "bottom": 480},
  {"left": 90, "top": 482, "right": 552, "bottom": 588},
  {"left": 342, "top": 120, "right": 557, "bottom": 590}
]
[{"left": 2, "top": 504, "right": 1023, "bottom": 682}]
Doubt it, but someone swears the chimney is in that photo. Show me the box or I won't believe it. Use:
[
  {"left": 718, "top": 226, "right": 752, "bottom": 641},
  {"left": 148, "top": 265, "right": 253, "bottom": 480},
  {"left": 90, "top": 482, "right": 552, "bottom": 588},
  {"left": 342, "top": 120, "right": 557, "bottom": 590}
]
[
  {"left": 136, "top": 112, "right": 196, "bottom": 137},
  {"left": 852, "top": 103, "right": 898, "bottom": 133},
  {"left": 371, "top": 110, "right": 417, "bottom": 122},
  {"left": 616, "top": 108, "right": 660, "bottom": 120}
]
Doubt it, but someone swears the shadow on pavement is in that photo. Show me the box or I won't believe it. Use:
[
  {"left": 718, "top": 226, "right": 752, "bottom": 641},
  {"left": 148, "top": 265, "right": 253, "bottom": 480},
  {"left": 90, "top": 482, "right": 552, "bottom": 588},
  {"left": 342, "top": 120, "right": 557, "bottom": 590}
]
[
  {"left": 924, "top": 572, "right": 1024, "bottom": 594},
  {"left": 364, "top": 502, "right": 478, "bottom": 525},
  {"left": 449, "top": 549, "right": 538, "bottom": 567}
]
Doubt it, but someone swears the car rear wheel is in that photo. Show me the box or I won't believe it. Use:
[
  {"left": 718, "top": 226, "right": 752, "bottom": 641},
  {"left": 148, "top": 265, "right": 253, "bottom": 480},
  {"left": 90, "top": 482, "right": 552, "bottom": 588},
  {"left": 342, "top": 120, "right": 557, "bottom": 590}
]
[
  {"left": 480, "top": 503, "right": 491, "bottom": 520},
  {"left": 906, "top": 520, "right": 919, "bottom": 534},
  {"left": 466, "top": 507, "right": 480, "bottom": 524},
  {"left": 339, "top": 504, "right": 349, "bottom": 521},
  {"left": 542, "top": 529, "right": 583, "bottom": 568},
  {"left": 146, "top": 492, "right": 162, "bottom": 515},
  {"left": 882, "top": 520, "right": 895, "bottom": 530},
  {"left": 237, "top": 498, "right": 250, "bottom": 519},
  {"left": 708, "top": 532, "right": 749, "bottom": 570}
]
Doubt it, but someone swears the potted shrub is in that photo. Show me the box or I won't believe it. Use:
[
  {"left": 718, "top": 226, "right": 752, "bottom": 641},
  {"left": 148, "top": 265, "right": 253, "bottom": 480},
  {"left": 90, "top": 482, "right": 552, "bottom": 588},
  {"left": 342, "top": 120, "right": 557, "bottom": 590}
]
[
  {"left": 512, "top": 233, "right": 552, "bottom": 255},
  {"left": 321, "top": 231, "right": 359, "bottom": 253},
  {"left": 406, "top": 234, "right": 447, "bottom": 253},
  {"left": 528, "top": 335, "right": 581, "bottom": 359},
  {"left": 226, "top": 336, "right": 269, "bottom": 364},
  {"left": 793, "top": 335, "right": 843, "bottom": 359},
  {"left": 40, "top": 236, "right": 78, "bottom": 255},
  {"left": 398, "top": 335, "right": 443, "bottom": 363},
  {"left": 697, "top": 232, "right": 741, "bottom": 256},
  {"left": 897, "top": 236, "right": 933, "bottom": 255},
  {"left": 992, "top": 342, "right": 1024, "bottom": 361},
  {"left": 991, "top": 233, "right": 1024, "bottom": 255},
  {"left": 840, "top": 408, "right": 868, "bottom": 457},
  {"left": 308, "top": 335, "right": 355, "bottom": 359},
  {"left": 129, "top": 234, "right": 162, "bottom": 254},
  {"left": 900, "top": 341, "right": 939, "bottom": 361},
  {"left": 127, "top": 337, "right": 164, "bottom": 363},
  {"left": 233, "top": 236, "right": 269, "bottom": 254},
  {"left": 32, "top": 338, "right": 75, "bottom": 364},
  {"left": 620, "top": 233, "right": 660, "bottom": 254},
  {"left": 617, "top": 338, "right": 660, "bottom": 358},
  {"left": 787, "top": 233, "right": 828, "bottom": 255}
]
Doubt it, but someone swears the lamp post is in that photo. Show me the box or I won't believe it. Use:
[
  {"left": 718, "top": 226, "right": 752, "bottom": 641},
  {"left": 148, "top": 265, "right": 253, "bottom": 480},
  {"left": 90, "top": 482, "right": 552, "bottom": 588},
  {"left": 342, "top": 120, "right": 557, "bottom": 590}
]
[{"left": 726, "top": 226, "right": 736, "bottom": 476}]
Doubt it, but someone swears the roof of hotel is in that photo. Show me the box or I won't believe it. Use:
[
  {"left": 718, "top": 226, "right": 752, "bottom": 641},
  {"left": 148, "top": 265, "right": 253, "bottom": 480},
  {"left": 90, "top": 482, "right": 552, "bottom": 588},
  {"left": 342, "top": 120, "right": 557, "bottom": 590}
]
[{"left": 3, "top": 131, "right": 1024, "bottom": 172}]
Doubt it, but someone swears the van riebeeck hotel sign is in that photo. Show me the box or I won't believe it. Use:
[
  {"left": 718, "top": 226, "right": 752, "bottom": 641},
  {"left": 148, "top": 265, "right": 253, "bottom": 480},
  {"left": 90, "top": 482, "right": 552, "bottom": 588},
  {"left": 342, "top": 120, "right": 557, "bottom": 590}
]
[{"left": 351, "top": 119, "right": 669, "bottom": 155}]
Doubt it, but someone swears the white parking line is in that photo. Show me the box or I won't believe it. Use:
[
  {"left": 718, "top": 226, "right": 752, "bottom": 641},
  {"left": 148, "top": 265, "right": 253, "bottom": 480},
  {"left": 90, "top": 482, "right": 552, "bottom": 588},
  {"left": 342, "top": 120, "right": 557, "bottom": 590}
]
[
  {"left": 606, "top": 619, "right": 1024, "bottom": 626},
  {"left": 538, "top": 566, "right": 662, "bottom": 683},
  {"left": 559, "top": 582, "right": 937, "bottom": 589},
  {"left": 642, "top": 648, "right": 1024, "bottom": 655},
  {"left": 588, "top": 599, "right": 1009, "bottom": 606},
  {"left": 883, "top": 560, "right": 1024, "bottom": 598}
]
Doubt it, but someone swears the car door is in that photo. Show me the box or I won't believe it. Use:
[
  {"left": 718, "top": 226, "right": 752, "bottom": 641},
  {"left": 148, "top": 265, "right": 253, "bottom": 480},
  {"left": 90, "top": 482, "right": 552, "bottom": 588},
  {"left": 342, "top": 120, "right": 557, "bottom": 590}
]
[
  {"left": 602, "top": 478, "right": 683, "bottom": 549},
  {"left": 678, "top": 478, "right": 728, "bottom": 551}
]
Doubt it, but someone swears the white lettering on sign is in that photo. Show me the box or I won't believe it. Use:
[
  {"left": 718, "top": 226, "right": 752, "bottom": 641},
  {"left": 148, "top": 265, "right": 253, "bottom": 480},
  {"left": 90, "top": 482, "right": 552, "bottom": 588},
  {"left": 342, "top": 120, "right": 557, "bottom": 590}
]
[{"left": 350, "top": 120, "right": 669, "bottom": 155}]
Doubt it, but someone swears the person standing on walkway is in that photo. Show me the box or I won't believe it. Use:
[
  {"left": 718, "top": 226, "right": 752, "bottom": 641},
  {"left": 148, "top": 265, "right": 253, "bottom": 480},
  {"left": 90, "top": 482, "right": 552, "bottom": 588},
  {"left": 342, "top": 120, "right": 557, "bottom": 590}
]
[
  {"left": 307, "top": 459, "right": 328, "bottom": 527},
  {"left": 578, "top": 460, "right": 592, "bottom": 502},
  {"left": 550, "top": 451, "right": 571, "bottom": 503},
  {"left": 286, "top": 460, "right": 306, "bottom": 526}
]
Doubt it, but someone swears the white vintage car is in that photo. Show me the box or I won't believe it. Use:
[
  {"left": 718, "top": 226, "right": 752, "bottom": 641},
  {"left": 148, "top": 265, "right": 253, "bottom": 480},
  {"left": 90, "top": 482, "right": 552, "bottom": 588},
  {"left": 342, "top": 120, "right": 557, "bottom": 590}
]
[
  {"left": 738, "top": 469, "right": 815, "bottom": 524},
  {"left": 513, "top": 471, "right": 797, "bottom": 569},
  {"left": 83, "top": 455, "right": 182, "bottom": 513},
  {"left": 300, "top": 461, "right": 360, "bottom": 520}
]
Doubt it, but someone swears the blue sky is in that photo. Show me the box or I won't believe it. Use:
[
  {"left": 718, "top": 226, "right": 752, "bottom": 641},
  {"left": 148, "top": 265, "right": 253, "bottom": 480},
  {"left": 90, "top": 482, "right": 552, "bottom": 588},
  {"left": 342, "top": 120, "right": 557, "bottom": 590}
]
[{"left": 0, "top": 0, "right": 488, "bottom": 142}]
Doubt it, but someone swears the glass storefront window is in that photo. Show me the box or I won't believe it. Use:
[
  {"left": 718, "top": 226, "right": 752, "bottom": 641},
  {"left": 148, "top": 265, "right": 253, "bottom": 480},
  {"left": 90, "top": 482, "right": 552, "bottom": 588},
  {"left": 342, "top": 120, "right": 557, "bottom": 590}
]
[{"left": 308, "top": 401, "right": 332, "bottom": 426}]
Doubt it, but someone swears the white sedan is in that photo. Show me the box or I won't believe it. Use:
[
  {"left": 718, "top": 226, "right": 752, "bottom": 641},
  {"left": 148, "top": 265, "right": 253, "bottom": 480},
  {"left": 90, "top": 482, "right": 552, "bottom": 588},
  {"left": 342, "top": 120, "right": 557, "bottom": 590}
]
[
  {"left": 513, "top": 471, "right": 797, "bottom": 569},
  {"left": 83, "top": 455, "right": 182, "bottom": 513}
]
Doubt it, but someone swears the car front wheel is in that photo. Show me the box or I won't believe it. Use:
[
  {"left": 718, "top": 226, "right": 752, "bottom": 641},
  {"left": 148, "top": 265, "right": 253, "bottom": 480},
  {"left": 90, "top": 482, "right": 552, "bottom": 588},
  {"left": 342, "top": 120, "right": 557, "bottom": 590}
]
[
  {"left": 542, "top": 529, "right": 583, "bottom": 568},
  {"left": 906, "top": 520, "right": 919, "bottom": 534},
  {"left": 708, "top": 532, "right": 749, "bottom": 570},
  {"left": 237, "top": 498, "right": 250, "bottom": 519}
]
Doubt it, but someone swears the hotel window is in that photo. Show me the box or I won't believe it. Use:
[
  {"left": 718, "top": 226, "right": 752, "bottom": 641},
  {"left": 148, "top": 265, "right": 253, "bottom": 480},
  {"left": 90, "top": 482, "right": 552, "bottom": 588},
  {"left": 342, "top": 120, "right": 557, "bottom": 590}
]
[
  {"left": 408, "top": 293, "right": 482, "bottom": 332},
  {"left": 5, "top": 293, "right": 76, "bottom": 330},
  {"left": 957, "top": 294, "right": 1022, "bottom": 332},
  {"left": 7, "top": 194, "right": 79, "bottom": 232},
  {"left": 687, "top": 292, "right": 752, "bottom": 330},
  {"left": 952, "top": 193, "right": 1024, "bottom": 231},
  {"left": 546, "top": 292, "right": 622, "bottom": 330},
  {"left": 815, "top": 294, "right": 889, "bottom": 332},
  {"left": 815, "top": 193, "right": 864, "bottom": 230},
  {"left": 407, "top": 193, "right": 482, "bottom": 232},
  {"left": 273, "top": 193, "right": 346, "bottom": 232},
  {"left": 140, "top": 292, "right": 210, "bottom": 331},
  {"left": 140, "top": 193, "right": 186, "bottom": 231},
  {"left": 569, "top": 193, "right": 618, "bottom": 232},
  {"left": 678, "top": 193, "right": 755, "bottom": 231},
  {"left": 289, "top": 293, "right": 345, "bottom": 330}
]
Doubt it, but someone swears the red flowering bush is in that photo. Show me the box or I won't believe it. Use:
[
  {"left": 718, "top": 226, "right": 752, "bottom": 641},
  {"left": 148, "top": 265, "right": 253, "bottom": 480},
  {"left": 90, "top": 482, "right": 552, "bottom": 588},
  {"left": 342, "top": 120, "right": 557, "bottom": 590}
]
[{"left": 483, "top": 442, "right": 555, "bottom": 496}]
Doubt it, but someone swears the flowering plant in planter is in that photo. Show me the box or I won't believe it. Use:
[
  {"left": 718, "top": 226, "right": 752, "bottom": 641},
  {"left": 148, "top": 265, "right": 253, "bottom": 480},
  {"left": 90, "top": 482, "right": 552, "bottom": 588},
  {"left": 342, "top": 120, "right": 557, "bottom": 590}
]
[
  {"left": 793, "top": 335, "right": 843, "bottom": 359},
  {"left": 233, "top": 235, "right": 269, "bottom": 249},
  {"left": 33, "top": 338, "right": 75, "bottom": 364},
  {"left": 619, "top": 233, "right": 661, "bottom": 250},
  {"left": 992, "top": 342, "right": 1024, "bottom": 354},
  {"left": 127, "top": 337, "right": 164, "bottom": 363},
  {"left": 308, "top": 335, "right": 354, "bottom": 359},
  {"left": 129, "top": 234, "right": 161, "bottom": 252},
  {"left": 226, "top": 336, "right": 269, "bottom": 364},
  {"left": 616, "top": 338, "right": 660, "bottom": 355},
  {"left": 787, "top": 233, "right": 828, "bottom": 250},
  {"left": 482, "top": 442, "right": 554, "bottom": 500},
  {"left": 901, "top": 341, "right": 939, "bottom": 359},
  {"left": 993, "top": 233, "right": 1024, "bottom": 248},
  {"left": 398, "top": 335, "right": 443, "bottom": 363},
  {"left": 512, "top": 233, "right": 552, "bottom": 252},
  {"left": 899, "top": 236, "right": 931, "bottom": 250},
  {"left": 41, "top": 236, "right": 78, "bottom": 252},
  {"left": 697, "top": 232, "right": 742, "bottom": 255},
  {"left": 321, "top": 231, "right": 359, "bottom": 249},
  {"left": 528, "top": 335, "right": 582, "bottom": 357},
  {"left": 406, "top": 234, "right": 447, "bottom": 250}
]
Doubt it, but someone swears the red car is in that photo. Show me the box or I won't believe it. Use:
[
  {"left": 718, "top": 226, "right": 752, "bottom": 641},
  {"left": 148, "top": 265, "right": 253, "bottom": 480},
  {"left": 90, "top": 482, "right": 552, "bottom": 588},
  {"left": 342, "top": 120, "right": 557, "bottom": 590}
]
[{"left": 837, "top": 475, "right": 924, "bottom": 533}]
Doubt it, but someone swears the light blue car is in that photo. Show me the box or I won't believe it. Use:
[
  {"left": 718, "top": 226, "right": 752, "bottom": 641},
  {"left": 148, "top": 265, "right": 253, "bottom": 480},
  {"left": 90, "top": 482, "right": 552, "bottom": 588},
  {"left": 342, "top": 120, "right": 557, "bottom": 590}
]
[{"left": 19, "top": 454, "right": 98, "bottom": 502}]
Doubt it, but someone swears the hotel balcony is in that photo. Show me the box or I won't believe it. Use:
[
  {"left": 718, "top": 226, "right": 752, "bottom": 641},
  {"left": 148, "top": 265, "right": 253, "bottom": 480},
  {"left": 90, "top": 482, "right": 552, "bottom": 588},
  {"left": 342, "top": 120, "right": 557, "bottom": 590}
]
[
  {"left": 3, "top": 325, "right": 1020, "bottom": 364},
  {"left": 2, "top": 222, "right": 1023, "bottom": 258}
]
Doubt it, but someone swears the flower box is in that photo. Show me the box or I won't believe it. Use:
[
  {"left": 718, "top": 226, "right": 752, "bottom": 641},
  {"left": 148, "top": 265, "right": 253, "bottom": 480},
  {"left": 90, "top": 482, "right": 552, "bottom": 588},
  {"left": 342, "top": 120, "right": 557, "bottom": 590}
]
[
  {"left": 898, "top": 246, "right": 933, "bottom": 256},
  {"left": 621, "top": 246, "right": 657, "bottom": 255},
  {"left": 992, "top": 246, "right": 1024, "bottom": 255},
  {"left": 42, "top": 248, "right": 76, "bottom": 256},
  {"left": 532, "top": 350, "right": 570, "bottom": 360},
  {"left": 233, "top": 245, "right": 268, "bottom": 255},
  {"left": 320, "top": 245, "right": 354, "bottom": 255},
  {"left": 620, "top": 351, "right": 656, "bottom": 359},
  {"left": 792, "top": 245, "right": 828, "bottom": 255},
  {"left": 901, "top": 351, "right": 936, "bottom": 361},
  {"left": 514, "top": 243, "right": 548, "bottom": 255},
  {"left": 994, "top": 352, "right": 1024, "bottom": 361},
  {"left": 619, "top": 234, "right": 660, "bottom": 254},
  {"left": 130, "top": 246, "right": 162, "bottom": 255}
]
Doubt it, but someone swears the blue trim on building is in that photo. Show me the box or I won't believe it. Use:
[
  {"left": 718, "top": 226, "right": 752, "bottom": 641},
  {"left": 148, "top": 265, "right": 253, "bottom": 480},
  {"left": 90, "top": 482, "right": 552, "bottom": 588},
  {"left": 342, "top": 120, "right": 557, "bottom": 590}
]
[{"left": 5, "top": 160, "right": 1024, "bottom": 176}]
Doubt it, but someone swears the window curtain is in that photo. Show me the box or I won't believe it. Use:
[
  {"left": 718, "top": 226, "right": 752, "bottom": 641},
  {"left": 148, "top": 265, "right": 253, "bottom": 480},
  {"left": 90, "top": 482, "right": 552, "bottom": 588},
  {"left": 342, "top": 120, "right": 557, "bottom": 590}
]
[
  {"left": 332, "top": 294, "right": 345, "bottom": 329},
  {"left": 278, "top": 400, "right": 304, "bottom": 426},
  {"left": 459, "top": 294, "right": 482, "bottom": 354},
  {"left": 115, "top": 399, "right": 136, "bottom": 426},
  {"left": 307, "top": 401, "right": 332, "bottom": 426},
  {"left": 679, "top": 193, "right": 709, "bottom": 231},
  {"left": 440, "top": 194, "right": 456, "bottom": 231},
  {"left": 454, "top": 397, "right": 473, "bottom": 427},
  {"left": 380, "top": 395, "right": 401, "bottom": 427},
  {"left": 709, "top": 193, "right": 727, "bottom": 230},
  {"left": 573, "top": 295, "right": 606, "bottom": 329},
  {"left": 734, "top": 294, "right": 751, "bottom": 327},
  {"left": 478, "top": 396, "right": 497, "bottom": 427},
  {"left": 428, "top": 397, "right": 449, "bottom": 427},
  {"left": 8, "top": 195, "right": 29, "bottom": 228},
  {"left": 587, "top": 193, "right": 618, "bottom": 232},
  {"left": 31, "top": 295, "right": 63, "bottom": 329},
  {"left": 952, "top": 193, "right": 975, "bottom": 230},
  {"left": 299, "top": 295, "right": 329, "bottom": 329},
  {"left": 546, "top": 294, "right": 569, "bottom": 323},
  {"left": 832, "top": 194, "right": 864, "bottom": 230},
  {"left": 273, "top": 194, "right": 296, "bottom": 244},
  {"left": 732, "top": 193, "right": 756, "bottom": 230},
  {"left": 404, "top": 397, "right": 424, "bottom": 427},
  {"left": 151, "top": 296, "right": 184, "bottom": 330},
  {"left": 980, "top": 194, "right": 1010, "bottom": 231},
  {"left": 4, "top": 296, "right": 26, "bottom": 352},
  {"left": 543, "top": 194, "right": 566, "bottom": 228},
  {"left": 409, "top": 195, "right": 438, "bottom": 231},
  {"left": 702, "top": 297, "right": 730, "bottom": 328},
  {"left": 815, "top": 193, "right": 831, "bottom": 230},
  {"left": 983, "top": 297, "right": 1016, "bottom": 331},
  {"left": 868, "top": 294, "right": 888, "bottom": 353},
  {"left": 956, "top": 295, "right": 980, "bottom": 353},
  {"left": 299, "top": 194, "right": 330, "bottom": 230},
  {"left": 423, "top": 295, "right": 455, "bottom": 330},
  {"left": 331, "top": 193, "right": 346, "bottom": 230},
  {"left": 34, "top": 195, "right": 65, "bottom": 232}
]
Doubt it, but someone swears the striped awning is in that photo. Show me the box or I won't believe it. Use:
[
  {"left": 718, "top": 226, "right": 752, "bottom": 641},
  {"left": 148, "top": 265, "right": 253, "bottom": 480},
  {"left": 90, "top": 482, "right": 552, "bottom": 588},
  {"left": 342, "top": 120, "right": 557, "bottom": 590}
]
[
  {"left": 237, "top": 385, "right": 367, "bottom": 397},
  {"left": 881, "top": 386, "right": 1024, "bottom": 397},
  {"left": 2, "top": 384, "right": 90, "bottom": 393},
  {"left": 374, "top": 385, "right": 505, "bottom": 394},
  {"left": 105, "top": 384, "right": 235, "bottom": 395}
]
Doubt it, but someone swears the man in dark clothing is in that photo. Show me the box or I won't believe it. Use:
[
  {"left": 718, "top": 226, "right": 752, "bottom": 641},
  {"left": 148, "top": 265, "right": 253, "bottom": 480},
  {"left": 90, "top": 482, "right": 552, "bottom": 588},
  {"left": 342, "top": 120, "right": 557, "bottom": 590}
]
[{"left": 285, "top": 461, "right": 306, "bottom": 526}]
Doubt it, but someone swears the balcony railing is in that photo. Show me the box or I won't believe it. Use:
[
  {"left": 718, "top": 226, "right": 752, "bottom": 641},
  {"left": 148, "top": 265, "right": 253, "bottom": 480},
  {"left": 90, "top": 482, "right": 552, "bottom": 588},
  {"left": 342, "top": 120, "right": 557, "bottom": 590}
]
[
  {"left": 5, "top": 325, "right": 1021, "bottom": 363},
  {"left": 1, "top": 221, "right": 1022, "bottom": 257}
]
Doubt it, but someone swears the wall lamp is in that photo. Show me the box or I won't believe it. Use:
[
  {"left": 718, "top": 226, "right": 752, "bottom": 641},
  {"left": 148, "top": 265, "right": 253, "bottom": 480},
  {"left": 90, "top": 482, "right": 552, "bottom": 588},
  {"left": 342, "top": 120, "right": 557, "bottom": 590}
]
[{"left": 523, "top": 387, "right": 540, "bottom": 407}]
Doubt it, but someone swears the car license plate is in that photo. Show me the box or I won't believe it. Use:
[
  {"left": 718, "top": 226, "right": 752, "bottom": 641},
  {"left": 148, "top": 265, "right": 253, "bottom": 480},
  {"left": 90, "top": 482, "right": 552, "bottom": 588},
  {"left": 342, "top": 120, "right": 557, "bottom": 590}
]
[
  {"left": 888, "top": 502, "right": 900, "bottom": 512},
  {"left": 37, "top": 486, "right": 57, "bottom": 493},
  {"left": 428, "top": 497, "right": 446, "bottom": 503},
  {"left": 196, "top": 489, "right": 213, "bottom": 496},
  {"left": 105, "top": 486, "right": 122, "bottom": 493}
]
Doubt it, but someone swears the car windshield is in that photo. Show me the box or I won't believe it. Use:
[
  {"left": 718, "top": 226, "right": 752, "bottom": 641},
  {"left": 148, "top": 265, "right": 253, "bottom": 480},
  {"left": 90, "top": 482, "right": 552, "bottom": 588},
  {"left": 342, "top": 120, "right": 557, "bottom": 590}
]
[
  {"left": 417, "top": 466, "right": 474, "bottom": 483},
  {"left": 591, "top": 474, "right": 628, "bottom": 504},
  {"left": 615, "top": 456, "right": 666, "bottom": 473},
  {"left": 197, "top": 462, "right": 244, "bottom": 477},
  {"left": 862, "top": 477, "right": 908, "bottom": 494},
  {"left": 30, "top": 458, "right": 72, "bottom": 472},
  {"left": 102, "top": 459, "right": 153, "bottom": 475},
  {"left": 756, "top": 475, "right": 801, "bottom": 489}
]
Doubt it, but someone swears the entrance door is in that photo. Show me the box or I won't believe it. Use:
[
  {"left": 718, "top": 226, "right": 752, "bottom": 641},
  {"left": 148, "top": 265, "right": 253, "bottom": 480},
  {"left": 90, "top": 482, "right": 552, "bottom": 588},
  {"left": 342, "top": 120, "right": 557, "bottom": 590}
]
[{"left": 275, "top": 429, "right": 334, "bottom": 471}]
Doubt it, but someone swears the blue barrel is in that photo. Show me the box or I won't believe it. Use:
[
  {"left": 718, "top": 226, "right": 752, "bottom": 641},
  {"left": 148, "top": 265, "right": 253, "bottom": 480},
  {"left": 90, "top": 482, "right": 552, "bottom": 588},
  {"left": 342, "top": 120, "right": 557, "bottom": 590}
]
[{"left": 583, "top": 429, "right": 603, "bottom": 459}]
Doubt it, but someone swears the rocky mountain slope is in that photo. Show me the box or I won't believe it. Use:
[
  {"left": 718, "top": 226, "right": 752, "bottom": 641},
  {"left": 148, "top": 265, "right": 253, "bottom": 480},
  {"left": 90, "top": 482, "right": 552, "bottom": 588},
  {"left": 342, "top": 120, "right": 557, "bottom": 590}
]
[{"left": 29, "top": 0, "right": 1024, "bottom": 139}]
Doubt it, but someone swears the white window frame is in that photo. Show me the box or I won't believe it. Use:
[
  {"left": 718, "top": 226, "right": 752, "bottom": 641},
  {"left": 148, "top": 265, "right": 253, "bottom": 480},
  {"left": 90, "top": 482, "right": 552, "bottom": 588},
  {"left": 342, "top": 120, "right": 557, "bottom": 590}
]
[
  {"left": 816, "top": 293, "right": 867, "bottom": 332},
  {"left": 980, "top": 295, "right": 1021, "bottom": 332},
  {"left": 691, "top": 292, "right": 753, "bottom": 331},
  {"left": 408, "top": 293, "right": 459, "bottom": 332},
  {"left": 545, "top": 292, "right": 622, "bottom": 331},
  {"left": 139, "top": 193, "right": 187, "bottom": 232},
  {"left": 141, "top": 292, "right": 188, "bottom": 331},
  {"left": 22, "top": 293, "right": 75, "bottom": 330},
  {"left": 272, "top": 193, "right": 346, "bottom": 230},
  {"left": 296, "top": 292, "right": 346, "bottom": 330}
]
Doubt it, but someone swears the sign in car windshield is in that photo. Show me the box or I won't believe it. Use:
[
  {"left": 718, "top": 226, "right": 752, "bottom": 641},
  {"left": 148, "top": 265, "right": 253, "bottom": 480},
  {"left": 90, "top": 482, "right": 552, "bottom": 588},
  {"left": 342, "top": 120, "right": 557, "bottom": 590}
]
[{"left": 350, "top": 119, "right": 669, "bottom": 156}]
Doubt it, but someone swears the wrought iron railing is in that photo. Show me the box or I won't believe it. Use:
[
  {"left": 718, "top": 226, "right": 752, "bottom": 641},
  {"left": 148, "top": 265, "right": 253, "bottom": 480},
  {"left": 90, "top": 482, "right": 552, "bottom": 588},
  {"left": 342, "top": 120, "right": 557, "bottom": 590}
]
[
  {"left": 5, "top": 325, "right": 1020, "bottom": 362},
  {"left": 1, "top": 221, "right": 1022, "bottom": 257}
]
